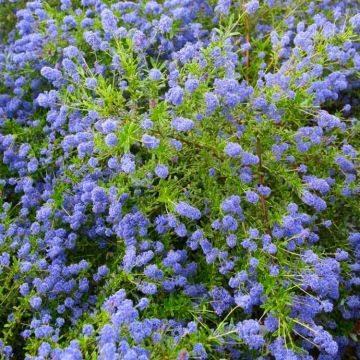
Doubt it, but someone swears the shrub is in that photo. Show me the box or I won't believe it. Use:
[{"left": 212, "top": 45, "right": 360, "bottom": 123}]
[{"left": 0, "top": 0, "right": 359, "bottom": 359}]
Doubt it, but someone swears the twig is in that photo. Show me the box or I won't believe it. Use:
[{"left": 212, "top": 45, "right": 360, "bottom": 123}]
[
  {"left": 256, "top": 136, "right": 270, "bottom": 232},
  {"left": 245, "top": 15, "right": 250, "bottom": 82}
]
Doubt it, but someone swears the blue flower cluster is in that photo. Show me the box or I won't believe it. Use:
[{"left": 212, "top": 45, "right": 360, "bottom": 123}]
[{"left": 0, "top": 0, "right": 360, "bottom": 359}]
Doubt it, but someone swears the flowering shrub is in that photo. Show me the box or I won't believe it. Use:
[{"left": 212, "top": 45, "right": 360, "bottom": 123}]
[{"left": 0, "top": 0, "right": 360, "bottom": 359}]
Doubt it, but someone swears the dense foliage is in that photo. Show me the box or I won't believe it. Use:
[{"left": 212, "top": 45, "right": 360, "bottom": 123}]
[{"left": 0, "top": 0, "right": 360, "bottom": 359}]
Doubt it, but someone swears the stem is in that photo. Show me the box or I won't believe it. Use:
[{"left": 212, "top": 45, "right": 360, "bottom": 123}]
[
  {"left": 245, "top": 15, "right": 250, "bottom": 82},
  {"left": 256, "top": 136, "right": 270, "bottom": 232},
  {"left": 291, "top": 319, "right": 318, "bottom": 335},
  {"left": 209, "top": 329, "right": 238, "bottom": 340}
]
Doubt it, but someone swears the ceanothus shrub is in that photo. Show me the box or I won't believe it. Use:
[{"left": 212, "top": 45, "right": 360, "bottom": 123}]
[{"left": 0, "top": 0, "right": 359, "bottom": 359}]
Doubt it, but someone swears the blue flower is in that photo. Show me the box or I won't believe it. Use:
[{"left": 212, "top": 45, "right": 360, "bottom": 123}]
[
  {"left": 204, "top": 92, "right": 219, "bottom": 115},
  {"left": 121, "top": 153, "right": 136, "bottom": 174},
  {"left": 224, "top": 142, "right": 242, "bottom": 157},
  {"left": 82, "top": 324, "right": 94, "bottom": 336},
  {"left": 29, "top": 296, "right": 42, "bottom": 310},
  {"left": 142, "top": 134, "right": 160, "bottom": 149},
  {"left": 101, "top": 9, "right": 118, "bottom": 33},
  {"left": 175, "top": 202, "right": 201, "bottom": 221},
  {"left": 245, "top": 190, "right": 259, "bottom": 204},
  {"left": 167, "top": 86, "right": 184, "bottom": 106},
  {"left": 244, "top": 0, "right": 259, "bottom": 15},
  {"left": 171, "top": 117, "right": 194, "bottom": 132},
  {"left": 185, "top": 78, "right": 199, "bottom": 93},
  {"left": 105, "top": 133, "right": 118, "bottom": 147},
  {"left": 85, "top": 78, "right": 97, "bottom": 89},
  {"left": 149, "top": 69, "right": 162, "bottom": 81},
  {"left": 158, "top": 15, "right": 173, "bottom": 34},
  {"left": 155, "top": 164, "right": 169, "bottom": 179}
]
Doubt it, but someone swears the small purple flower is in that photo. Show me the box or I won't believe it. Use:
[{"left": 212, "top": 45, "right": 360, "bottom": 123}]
[
  {"left": 63, "top": 45, "right": 79, "bottom": 59},
  {"left": 141, "top": 118, "right": 154, "bottom": 129},
  {"left": 27, "top": 158, "right": 38, "bottom": 173},
  {"left": 171, "top": 117, "right": 194, "bottom": 132},
  {"left": 236, "top": 319, "right": 264, "bottom": 349},
  {"left": 155, "top": 164, "right": 169, "bottom": 178},
  {"left": 226, "top": 234, "right": 237, "bottom": 248},
  {"left": 137, "top": 297, "right": 149, "bottom": 310},
  {"left": 149, "top": 69, "right": 162, "bottom": 81},
  {"left": 241, "top": 152, "right": 259, "bottom": 166},
  {"left": 132, "top": 30, "right": 149, "bottom": 51},
  {"left": 208, "top": 168, "right": 216, "bottom": 176},
  {"left": 350, "top": 14, "right": 360, "bottom": 29},
  {"left": 101, "top": 9, "right": 118, "bottom": 33},
  {"left": 257, "top": 185, "right": 271, "bottom": 196},
  {"left": 175, "top": 202, "right": 201, "bottom": 221},
  {"left": 204, "top": 92, "right": 219, "bottom": 115},
  {"left": 40, "top": 66, "right": 62, "bottom": 82},
  {"left": 215, "top": 0, "right": 231, "bottom": 15},
  {"left": 105, "top": 133, "right": 118, "bottom": 147},
  {"left": 167, "top": 86, "right": 184, "bottom": 106},
  {"left": 170, "top": 139, "right": 182, "bottom": 150},
  {"left": 193, "top": 343, "right": 207, "bottom": 359},
  {"left": 82, "top": 324, "right": 94, "bottom": 336},
  {"left": 120, "top": 153, "right": 135, "bottom": 174},
  {"left": 30, "top": 296, "right": 42, "bottom": 310},
  {"left": 138, "top": 281, "right": 157, "bottom": 295},
  {"left": 302, "top": 190, "right": 327, "bottom": 212},
  {"left": 224, "top": 142, "right": 242, "bottom": 157},
  {"left": 246, "top": 190, "right": 259, "bottom": 203},
  {"left": 142, "top": 134, "right": 160, "bottom": 149},
  {"left": 185, "top": 78, "right": 199, "bottom": 93},
  {"left": 144, "top": 264, "right": 164, "bottom": 280},
  {"left": 158, "top": 15, "right": 173, "bottom": 33},
  {"left": 85, "top": 77, "right": 97, "bottom": 89},
  {"left": 244, "top": 0, "right": 259, "bottom": 15}
]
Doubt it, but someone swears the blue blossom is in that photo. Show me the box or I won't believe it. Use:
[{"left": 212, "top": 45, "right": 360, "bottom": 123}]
[
  {"left": 101, "top": 9, "right": 118, "bottom": 33},
  {"left": 350, "top": 14, "right": 360, "bottom": 29},
  {"left": 155, "top": 164, "right": 169, "bottom": 178},
  {"left": 236, "top": 320, "right": 265, "bottom": 349},
  {"left": 1, "top": 2, "right": 359, "bottom": 358},
  {"left": 244, "top": 0, "right": 259, "bottom": 15},
  {"left": 29, "top": 296, "right": 42, "bottom": 310},
  {"left": 149, "top": 69, "right": 162, "bottom": 81},
  {"left": 137, "top": 298, "right": 149, "bottom": 310},
  {"left": 171, "top": 117, "right": 194, "bottom": 132},
  {"left": 40, "top": 67, "right": 62, "bottom": 82},
  {"left": 245, "top": 190, "right": 259, "bottom": 204},
  {"left": 224, "top": 142, "right": 242, "bottom": 157},
  {"left": 121, "top": 153, "right": 136, "bottom": 174},
  {"left": 132, "top": 30, "right": 149, "bottom": 51},
  {"left": 222, "top": 215, "right": 238, "bottom": 231},
  {"left": 264, "top": 314, "right": 279, "bottom": 332},
  {"left": 138, "top": 282, "right": 157, "bottom": 295},
  {"left": 175, "top": 202, "right": 201, "bottom": 221},
  {"left": 142, "top": 134, "right": 160, "bottom": 149},
  {"left": 241, "top": 152, "right": 259, "bottom": 166},
  {"left": 185, "top": 78, "right": 199, "bottom": 93},
  {"left": 170, "top": 139, "right": 182, "bottom": 150},
  {"left": 215, "top": 0, "right": 231, "bottom": 15},
  {"left": 158, "top": 15, "right": 173, "bottom": 34},
  {"left": 193, "top": 343, "right": 207, "bottom": 359},
  {"left": 167, "top": 86, "right": 184, "bottom": 106},
  {"left": 209, "top": 287, "right": 234, "bottom": 315},
  {"left": 144, "top": 265, "right": 164, "bottom": 280},
  {"left": 204, "top": 92, "right": 219, "bottom": 115},
  {"left": 302, "top": 191, "right": 327, "bottom": 212},
  {"left": 82, "top": 324, "right": 94, "bottom": 336},
  {"left": 85, "top": 78, "right": 97, "bottom": 89},
  {"left": 141, "top": 118, "right": 154, "bottom": 130}
]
